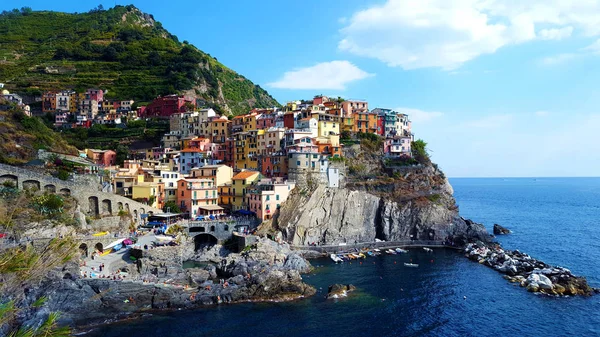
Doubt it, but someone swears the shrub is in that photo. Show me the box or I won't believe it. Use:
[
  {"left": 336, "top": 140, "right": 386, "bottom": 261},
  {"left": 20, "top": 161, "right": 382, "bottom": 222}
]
[
  {"left": 427, "top": 194, "right": 441, "bottom": 203},
  {"left": 32, "top": 194, "right": 64, "bottom": 215},
  {"left": 57, "top": 169, "right": 70, "bottom": 181}
]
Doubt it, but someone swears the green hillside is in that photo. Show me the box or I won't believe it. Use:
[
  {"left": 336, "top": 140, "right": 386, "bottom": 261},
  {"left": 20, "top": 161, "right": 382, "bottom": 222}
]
[
  {"left": 0, "top": 103, "right": 78, "bottom": 165},
  {"left": 0, "top": 5, "right": 279, "bottom": 115}
]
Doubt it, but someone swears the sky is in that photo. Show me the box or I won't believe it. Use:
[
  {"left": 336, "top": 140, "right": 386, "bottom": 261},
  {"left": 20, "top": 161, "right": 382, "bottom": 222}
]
[{"left": 4, "top": 0, "right": 600, "bottom": 177}]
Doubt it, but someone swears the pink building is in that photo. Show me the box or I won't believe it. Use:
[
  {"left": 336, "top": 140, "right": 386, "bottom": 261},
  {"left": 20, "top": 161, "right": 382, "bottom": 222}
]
[
  {"left": 86, "top": 89, "right": 104, "bottom": 102},
  {"left": 342, "top": 99, "right": 368, "bottom": 116},
  {"left": 246, "top": 178, "right": 296, "bottom": 221},
  {"left": 384, "top": 136, "right": 413, "bottom": 157},
  {"left": 86, "top": 149, "right": 116, "bottom": 166}
]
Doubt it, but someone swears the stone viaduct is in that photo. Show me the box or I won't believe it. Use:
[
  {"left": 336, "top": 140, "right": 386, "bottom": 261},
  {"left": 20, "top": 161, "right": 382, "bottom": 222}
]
[{"left": 0, "top": 163, "right": 161, "bottom": 222}]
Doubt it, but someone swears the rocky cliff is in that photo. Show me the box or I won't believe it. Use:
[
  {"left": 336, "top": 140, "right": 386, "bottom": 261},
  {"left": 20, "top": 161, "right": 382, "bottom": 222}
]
[{"left": 269, "top": 161, "right": 489, "bottom": 246}]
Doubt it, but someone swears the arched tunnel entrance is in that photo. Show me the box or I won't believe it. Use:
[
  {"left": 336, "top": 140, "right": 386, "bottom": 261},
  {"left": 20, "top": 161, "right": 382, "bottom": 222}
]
[
  {"left": 193, "top": 233, "right": 218, "bottom": 250},
  {"left": 79, "top": 243, "right": 88, "bottom": 257},
  {"left": 95, "top": 242, "right": 104, "bottom": 253}
]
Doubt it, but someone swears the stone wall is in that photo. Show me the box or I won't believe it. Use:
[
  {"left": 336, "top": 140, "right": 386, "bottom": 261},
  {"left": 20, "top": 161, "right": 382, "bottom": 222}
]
[{"left": 0, "top": 163, "right": 161, "bottom": 222}]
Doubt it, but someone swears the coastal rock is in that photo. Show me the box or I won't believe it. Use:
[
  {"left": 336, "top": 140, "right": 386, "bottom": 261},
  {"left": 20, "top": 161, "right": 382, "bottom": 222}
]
[
  {"left": 326, "top": 284, "right": 356, "bottom": 299},
  {"left": 187, "top": 268, "right": 211, "bottom": 285},
  {"left": 465, "top": 242, "right": 595, "bottom": 297},
  {"left": 271, "top": 173, "right": 491, "bottom": 246},
  {"left": 493, "top": 224, "right": 511, "bottom": 235}
]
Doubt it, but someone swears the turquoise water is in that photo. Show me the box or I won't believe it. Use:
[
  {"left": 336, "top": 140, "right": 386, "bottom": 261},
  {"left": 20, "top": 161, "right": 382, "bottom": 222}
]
[{"left": 88, "top": 178, "right": 600, "bottom": 336}]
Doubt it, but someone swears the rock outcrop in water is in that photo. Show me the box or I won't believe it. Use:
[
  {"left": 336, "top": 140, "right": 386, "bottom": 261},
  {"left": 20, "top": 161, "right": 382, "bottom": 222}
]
[
  {"left": 326, "top": 284, "right": 356, "bottom": 299},
  {"left": 465, "top": 242, "right": 596, "bottom": 296},
  {"left": 493, "top": 224, "right": 511, "bottom": 235}
]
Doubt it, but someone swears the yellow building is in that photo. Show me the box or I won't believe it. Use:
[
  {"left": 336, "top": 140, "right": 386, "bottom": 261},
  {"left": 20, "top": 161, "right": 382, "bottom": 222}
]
[
  {"left": 317, "top": 115, "right": 341, "bottom": 137},
  {"left": 234, "top": 132, "right": 248, "bottom": 170},
  {"left": 218, "top": 184, "right": 234, "bottom": 209},
  {"left": 190, "top": 164, "right": 233, "bottom": 187},
  {"left": 211, "top": 116, "right": 231, "bottom": 143},
  {"left": 244, "top": 131, "right": 259, "bottom": 170},
  {"left": 242, "top": 113, "right": 258, "bottom": 133},
  {"left": 132, "top": 181, "right": 164, "bottom": 209},
  {"left": 231, "top": 171, "right": 261, "bottom": 211}
]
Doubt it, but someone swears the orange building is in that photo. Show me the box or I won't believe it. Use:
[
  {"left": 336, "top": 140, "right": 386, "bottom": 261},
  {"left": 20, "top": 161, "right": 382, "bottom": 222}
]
[{"left": 353, "top": 111, "right": 379, "bottom": 134}]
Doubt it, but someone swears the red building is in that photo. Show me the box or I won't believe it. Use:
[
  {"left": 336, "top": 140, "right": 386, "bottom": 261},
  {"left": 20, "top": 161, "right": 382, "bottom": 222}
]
[
  {"left": 377, "top": 115, "right": 385, "bottom": 136},
  {"left": 221, "top": 138, "right": 235, "bottom": 168},
  {"left": 257, "top": 114, "right": 276, "bottom": 130},
  {"left": 283, "top": 112, "right": 296, "bottom": 129},
  {"left": 142, "top": 95, "right": 195, "bottom": 118}
]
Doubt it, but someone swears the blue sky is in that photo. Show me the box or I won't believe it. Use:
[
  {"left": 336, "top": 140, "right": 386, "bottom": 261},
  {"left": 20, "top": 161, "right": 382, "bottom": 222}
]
[{"left": 4, "top": 0, "right": 600, "bottom": 177}]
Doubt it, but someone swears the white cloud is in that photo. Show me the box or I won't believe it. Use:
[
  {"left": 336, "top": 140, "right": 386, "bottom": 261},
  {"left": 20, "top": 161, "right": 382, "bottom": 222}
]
[
  {"left": 339, "top": 0, "right": 600, "bottom": 70},
  {"left": 583, "top": 39, "right": 600, "bottom": 54},
  {"left": 539, "top": 26, "right": 573, "bottom": 40},
  {"left": 268, "top": 61, "right": 373, "bottom": 90},
  {"left": 462, "top": 114, "right": 514, "bottom": 128},
  {"left": 535, "top": 110, "right": 550, "bottom": 117},
  {"left": 395, "top": 107, "right": 443, "bottom": 123},
  {"left": 539, "top": 53, "right": 578, "bottom": 66}
]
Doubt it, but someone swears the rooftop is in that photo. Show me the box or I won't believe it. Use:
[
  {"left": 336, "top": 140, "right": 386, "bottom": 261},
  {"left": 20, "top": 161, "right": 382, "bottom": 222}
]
[{"left": 232, "top": 171, "right": 260, "bottom": 180}]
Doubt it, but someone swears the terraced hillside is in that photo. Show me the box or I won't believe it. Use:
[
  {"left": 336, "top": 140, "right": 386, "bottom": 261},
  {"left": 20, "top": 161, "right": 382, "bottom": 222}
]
[{"left": 0, "top": 5, "right": 279, "bottom": 115}]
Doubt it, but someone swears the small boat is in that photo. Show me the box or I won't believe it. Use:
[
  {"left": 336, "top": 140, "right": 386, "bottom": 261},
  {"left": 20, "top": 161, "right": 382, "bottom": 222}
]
[
  {"left": 404, "top": 263, "right": 419, "bottom": 268},
  {"left": 330, "top": 254, "right": 343, "bottom": 263},
  {"left": 112, "top": 243, "right": 123, "bottom": 251},
  {"left": 358, "top": 253, "right": 366, "bottom": 259},
  {"left": 349, "top": 253, "right": 360, "bottom": 259},
  {"left": 93, "top": 231, "right": 109, "bottom": 237},
  {"left": 374, "top": 249, "right": 381, "bottom": 253},
  {"left": 386, "top": 249, "right": 397, "bottom": 255},
  {"left": 423, "top": 247, "right": 433, "bottom": 252},
  {"left": 395, "top": 248, "right": 408, "bottom": 253},
  {"left": 367, "top": 251, "right": 375, "bottom": 257}
]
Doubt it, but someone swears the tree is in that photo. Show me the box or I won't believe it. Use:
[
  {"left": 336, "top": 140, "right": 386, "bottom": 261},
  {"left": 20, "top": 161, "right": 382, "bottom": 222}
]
[
  {"left": 411, "top": 139, "right": 430, "bottom": 165},
  {"left": 162, "top": 201, "right": 181, "bottom": 213}
]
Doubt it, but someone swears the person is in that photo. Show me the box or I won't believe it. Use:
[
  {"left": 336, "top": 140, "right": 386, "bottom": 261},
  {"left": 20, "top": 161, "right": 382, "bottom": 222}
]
[{"left": 144, "top": 244, "right": 148, "bottom": 250}]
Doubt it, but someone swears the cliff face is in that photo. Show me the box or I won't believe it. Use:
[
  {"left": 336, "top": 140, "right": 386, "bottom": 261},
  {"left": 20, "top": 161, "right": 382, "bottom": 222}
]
[{"left": 272, "top": 165, "right": 489, "bottom": 246}]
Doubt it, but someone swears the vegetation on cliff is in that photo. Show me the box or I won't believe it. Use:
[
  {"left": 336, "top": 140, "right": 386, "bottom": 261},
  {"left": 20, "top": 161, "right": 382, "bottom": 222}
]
[
  {"left": 0, "top": 5, "right": 279, "bottom": 115},
  {"left": 0, "top": 104, "right": 78, "bottom": 165}
]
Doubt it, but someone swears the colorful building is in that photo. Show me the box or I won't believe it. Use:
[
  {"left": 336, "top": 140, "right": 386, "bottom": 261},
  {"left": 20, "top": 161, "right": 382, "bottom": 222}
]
[
  {"left": 246, "top": 178, "right": 296, "bottom": 221},
  {"left": 85, "top": 149, "right": 116, "bottom": 166},
  {"left": 177, "top": 178, "right": 221, "bottom": 218},
  {"left": 179, "top": 148, "right": 210, "bottom": 175},
  {"left": 143, "top": 95, "right": 194, "bottom": 118},
  {"left": 231, "top": 171, "right": 261, "bottom": 211},
  {"left": 211, "top": 116, "right": 231, "bottom": 143}
]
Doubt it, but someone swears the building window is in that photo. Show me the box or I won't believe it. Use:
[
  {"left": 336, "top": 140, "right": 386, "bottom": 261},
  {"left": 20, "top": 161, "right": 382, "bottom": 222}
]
[
  {"left": 181, "top": 191, "right": 184, "bottom": 196},
  {"left": 276, "top": 195, "right": 280, "bottom": 201}
]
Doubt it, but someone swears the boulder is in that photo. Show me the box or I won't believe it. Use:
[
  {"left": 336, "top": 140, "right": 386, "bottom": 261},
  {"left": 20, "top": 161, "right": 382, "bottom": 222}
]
[
  {"left": 493, "top": 224, "right": 511, "bottom": 235},
  {"left": 187, "top": 268, "right": 210, "bottom": 285},
  {"left": 326, "top": 284, "right": 356, "bottom": 299},
  {"left": 537, "top": 274, "right": 553, "bottom": 290}
]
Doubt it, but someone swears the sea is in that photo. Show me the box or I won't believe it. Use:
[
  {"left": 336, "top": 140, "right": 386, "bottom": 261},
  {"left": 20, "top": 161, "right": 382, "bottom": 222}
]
[{"left": 88, "top": 178, "right": 600, "bottom": 337}]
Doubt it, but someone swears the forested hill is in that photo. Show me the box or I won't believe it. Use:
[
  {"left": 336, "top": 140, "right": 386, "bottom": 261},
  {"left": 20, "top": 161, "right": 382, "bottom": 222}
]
[{"left": 0, "top": 5, "right": 279, "bottom": 115}]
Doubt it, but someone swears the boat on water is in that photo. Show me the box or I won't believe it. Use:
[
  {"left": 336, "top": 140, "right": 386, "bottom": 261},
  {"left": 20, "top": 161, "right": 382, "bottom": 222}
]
[
  {"left": 386, "top": 249, "right": 397, "bottom": 255},
  {"left": 350, "top": 253, "right": 361, "bottom": 259},
  {"left": 358, "top": 253, "right": 366, "bottom": 259},
  {"left": 374, "top": 249, "right": 381, "bottom": 253},
  {"left": 423, "top": 247, "right": 433, "bottom": 252},
  {"left": 367, "top": 251, "right": 375, "bottom": 257},
  {"left": 330, "top": 254, "right": 344, "bottom": 263},
  {"left": 395, "top": 248, "right": 408, "bottom": 253},
  {"left": 404, "top": 263, "right": 419, "bottom": 268}
]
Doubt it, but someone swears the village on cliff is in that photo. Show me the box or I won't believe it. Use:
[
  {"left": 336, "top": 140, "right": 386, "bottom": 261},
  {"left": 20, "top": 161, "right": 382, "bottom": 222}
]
[{"left": 2, "top": 87, "right": 415, "bottom": 224}]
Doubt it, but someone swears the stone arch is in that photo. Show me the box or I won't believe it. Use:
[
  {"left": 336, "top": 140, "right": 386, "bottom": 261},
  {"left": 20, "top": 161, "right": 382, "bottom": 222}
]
[
  {"left": 125, "top": 203, "right": 130, "bottom": 214},
  {"left": 101, "top": 199, "right": 112, "bottom": 216},
  {"left": 79, "top": 243, "right": 88, "bottom": 257},
  {"left": 0, "top": 174, "right": 18, "bottom": 188},
  {"left": 133, "top": 209, "right": 138, "bottom": 221},
  {"left": 88, "top": 196, "right": 99, "bottom": 217},
  {"left": 210, "top": 225, "right": 215, "bottom": 232},
  {"left": 224, "top": 225, "right": 229, "bottom": 231},
  {"left": 95, "top": 242, "right": 103, "bottom": 252},
  {"left": 117, "top": 202, "right": 123, "bottom": 211},
  {"left": 22, "top": 180, "right": 40, "bottom": 191},
  {"left": 194, "top": 233, "right": 218, "bottom": 250},
  {"left": 44, "top": 184, "right": 56, "bottom": 193},
  {"left": 59, "top": 188, "right": 71, "bottom": 196},
  {"left": 140, "top": 208, "right": 146, "bottom": 215}
]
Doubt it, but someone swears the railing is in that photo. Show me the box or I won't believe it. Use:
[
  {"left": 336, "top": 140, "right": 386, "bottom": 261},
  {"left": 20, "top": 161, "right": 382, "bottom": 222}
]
[{"left": 291, "top": 240, "right": 462, "bottom": 253}]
